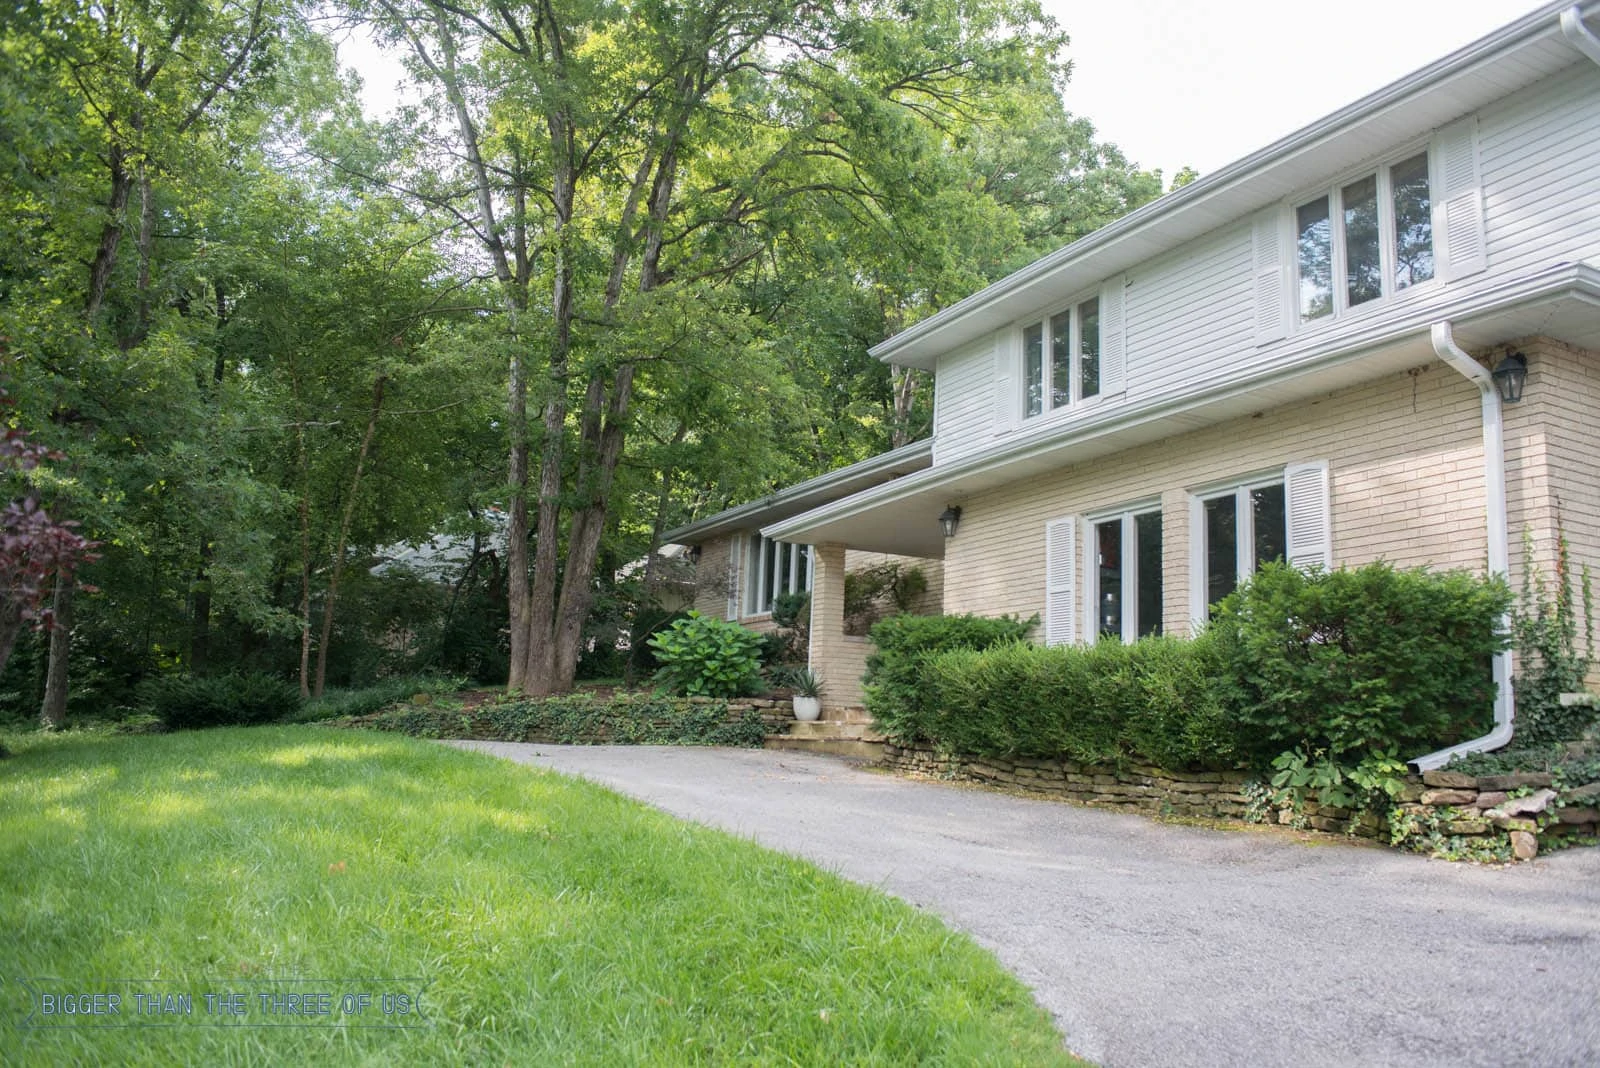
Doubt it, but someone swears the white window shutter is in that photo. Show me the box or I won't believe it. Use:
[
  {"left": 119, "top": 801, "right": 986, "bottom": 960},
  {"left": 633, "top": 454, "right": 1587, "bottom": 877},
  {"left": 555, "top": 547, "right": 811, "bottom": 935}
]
[
  {"left": 1099, "top": 275, "right": 1127, "bottom": 396},
  {"left": 993, "top": 334, "right": 1016, "bottom": 431},
  {"left": 1252, "top": 208, "right": 1289, "bottom": 345},
  {"left": 1044, "top": 517, "right": 1077, "bottom": 646},
  {"left": 1435, "top": 117, "right": 1486, "bottom": 281},
  {"left": 725, "top": 534, "right": 742, "bottom": 619},
  {"left": 1284, "top": 462, "right": 1332, "bottom": 571}
]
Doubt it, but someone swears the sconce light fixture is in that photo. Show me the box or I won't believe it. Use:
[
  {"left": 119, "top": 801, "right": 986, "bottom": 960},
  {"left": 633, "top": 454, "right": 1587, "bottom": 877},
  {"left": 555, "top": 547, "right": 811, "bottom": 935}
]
[
  {"left": 1491, "top": 352, "right": 1527, "bottom": 404},
  {"left": 938, "top": 505, "right": 962, "bottom": 539}
]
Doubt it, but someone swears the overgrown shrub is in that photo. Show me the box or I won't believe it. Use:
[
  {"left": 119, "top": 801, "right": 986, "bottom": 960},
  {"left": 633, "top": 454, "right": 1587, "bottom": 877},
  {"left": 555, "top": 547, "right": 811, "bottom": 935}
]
[
  {"left": 357, "top": 692, "right": 768, "bottom": 747},
  {"left": 924, "top": 634, "right": 1235, "bottom": 769},
  {"left": 140, "top": 673, "right": 303, "bottom": 730},
  {"left": 864, "top": 613, "right": 1035, "bottom": 744},
  {"left": 293, "top": 676, "right": 467, "bottom": 723},
  {"left": 845, "top": 563, "right": 929, "bottom": 635},
  {"left": 1510, "top": 528, "right": 1596, "bottom": 747},
  {"left": 647, "top": 612, "right": 766, "bottom": 697},
  {"left": 1209, "top": 560, "right": 1510, "bottom": 761}
]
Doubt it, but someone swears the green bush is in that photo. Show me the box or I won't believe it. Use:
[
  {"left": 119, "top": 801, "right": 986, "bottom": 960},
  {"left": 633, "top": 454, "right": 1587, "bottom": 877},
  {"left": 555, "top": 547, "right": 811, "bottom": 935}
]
[
  {"left": 356, "top": 692, "right": 769, "bottom": 748},
  {"left": 924, "top": 634, "right": 1235, "bottom": 770},
  {"left": 293, "top": 676, "right": 467, "bottom": 723},
  {"left": 864, "top": 613, "right": 1035, "bottom": 744},
  {"left": 140, "top": 673, "right": 303, "bottom": 730},
  {"left": 647, "top": 612, "right": 766, "bottom": 697},
  {"left": 1209, "top": 560, "right": 1510, "bottom": 761}
]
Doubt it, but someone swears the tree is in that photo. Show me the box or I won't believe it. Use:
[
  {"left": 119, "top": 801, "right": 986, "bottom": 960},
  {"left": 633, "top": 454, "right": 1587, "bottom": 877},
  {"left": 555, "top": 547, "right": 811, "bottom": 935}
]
[{"left": 355, "top": 0, "right": 1095, "bottom": 695}]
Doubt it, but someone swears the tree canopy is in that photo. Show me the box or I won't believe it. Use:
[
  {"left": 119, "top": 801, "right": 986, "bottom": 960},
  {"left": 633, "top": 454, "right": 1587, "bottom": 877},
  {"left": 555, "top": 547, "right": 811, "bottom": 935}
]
[{"left": 0, "top": 0, "right": 1171, "bottom": 712}]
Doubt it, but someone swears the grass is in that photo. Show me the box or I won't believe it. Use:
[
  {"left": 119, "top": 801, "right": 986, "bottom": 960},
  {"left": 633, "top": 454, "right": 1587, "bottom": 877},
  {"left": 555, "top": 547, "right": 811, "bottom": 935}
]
[{"left": 0, "top": 727, "right": 1084, "bottom": 1066}]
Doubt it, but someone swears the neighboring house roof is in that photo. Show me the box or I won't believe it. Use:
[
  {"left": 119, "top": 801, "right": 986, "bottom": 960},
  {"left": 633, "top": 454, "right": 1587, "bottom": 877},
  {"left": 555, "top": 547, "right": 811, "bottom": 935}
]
[
  {"left": 663, "top": 439, "right": 934, "bottom": 545},
  {"left": 371, "top": 508, "right": 510, "bottom": 581},
  {"left": 872, "top": 0, "right": 1600, "bottom": 371}
]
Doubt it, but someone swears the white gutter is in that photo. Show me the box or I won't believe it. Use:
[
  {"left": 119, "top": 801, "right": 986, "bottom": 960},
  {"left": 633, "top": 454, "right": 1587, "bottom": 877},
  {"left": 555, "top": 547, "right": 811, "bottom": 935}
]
[
  {"left": 1562, "top": 6, "right": 1600, "bottom": 65},
  {"left": 1410, "top": 322, "right": 1515, "bottom": 771}
]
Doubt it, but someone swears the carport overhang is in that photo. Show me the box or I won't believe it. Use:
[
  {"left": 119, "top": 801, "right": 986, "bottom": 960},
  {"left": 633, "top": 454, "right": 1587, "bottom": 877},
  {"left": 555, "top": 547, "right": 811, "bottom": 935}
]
[{"left": 765, "top": 264, "right": 1600, "bottom": 556}]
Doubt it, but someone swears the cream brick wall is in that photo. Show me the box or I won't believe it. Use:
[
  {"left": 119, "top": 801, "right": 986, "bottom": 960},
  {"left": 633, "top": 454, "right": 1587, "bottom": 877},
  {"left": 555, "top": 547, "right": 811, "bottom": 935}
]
[{"left": 942, "top": 341, "right": 1598, "bottom": 650}]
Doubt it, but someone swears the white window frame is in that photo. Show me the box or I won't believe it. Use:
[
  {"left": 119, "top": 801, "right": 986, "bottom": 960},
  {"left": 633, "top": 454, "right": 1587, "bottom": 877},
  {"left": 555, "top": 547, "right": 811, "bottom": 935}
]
[
  {"left": 1084, "top": 501, "right": 1163, "bottom": 644},
  {"left": 743, "top": 535, "right": 812, "bottom": 617},
  {"left": 1290, "top": 140, "right": 1436, "bottom": 328},
  {"left": 1019, "top": 291, "right": 1103, "bottom": 420},
  {"left": 1188, "top": 472, "right": 1286, "bottom": 622}
]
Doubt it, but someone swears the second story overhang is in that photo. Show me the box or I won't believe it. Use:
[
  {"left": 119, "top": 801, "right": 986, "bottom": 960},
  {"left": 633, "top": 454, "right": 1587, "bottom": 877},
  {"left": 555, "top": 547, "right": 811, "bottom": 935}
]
[{"left": 771, "top": 263, "right": 1600, "bottom": 557}]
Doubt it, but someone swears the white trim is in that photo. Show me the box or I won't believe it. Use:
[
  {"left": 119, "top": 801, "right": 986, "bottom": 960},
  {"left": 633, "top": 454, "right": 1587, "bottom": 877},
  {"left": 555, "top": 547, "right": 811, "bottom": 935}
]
[{"left": 1044, "top": 516, "right": 1078, "bottom": 646}]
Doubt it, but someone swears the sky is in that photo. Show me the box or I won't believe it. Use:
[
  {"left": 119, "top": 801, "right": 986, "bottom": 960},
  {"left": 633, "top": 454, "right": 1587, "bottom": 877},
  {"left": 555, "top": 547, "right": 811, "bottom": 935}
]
[{"left": 340, "top": 0, "right": 1557, "bottom": 182}]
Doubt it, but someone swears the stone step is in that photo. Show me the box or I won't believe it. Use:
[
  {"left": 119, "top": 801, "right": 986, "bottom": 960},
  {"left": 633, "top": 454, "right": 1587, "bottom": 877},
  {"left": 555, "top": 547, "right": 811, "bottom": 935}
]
[
  {"left": 764, "top": 735, "right": 885, "bottom": 761},
  {"left": 778, "top": 721, "right": 886, "bottom": 743}
]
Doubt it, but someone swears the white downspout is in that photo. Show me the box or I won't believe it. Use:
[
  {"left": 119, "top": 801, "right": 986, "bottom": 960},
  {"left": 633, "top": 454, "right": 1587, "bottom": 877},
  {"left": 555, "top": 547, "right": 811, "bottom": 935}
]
[
  {"left": 1561, "top": 7, "right": 1600, "bottom": 67},
  {"left": 1411, "top": 322, "right": 1515, "bottom": 771}
]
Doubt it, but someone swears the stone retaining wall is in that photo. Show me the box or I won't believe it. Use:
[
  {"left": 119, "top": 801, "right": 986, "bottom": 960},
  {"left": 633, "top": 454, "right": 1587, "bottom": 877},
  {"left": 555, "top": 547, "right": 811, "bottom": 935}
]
[
  {"left": 882, "top": 744, "right": 1600, "bottom": 860},
  {"left": 690, "top": 695, "right": 794, "bottom": 732}
]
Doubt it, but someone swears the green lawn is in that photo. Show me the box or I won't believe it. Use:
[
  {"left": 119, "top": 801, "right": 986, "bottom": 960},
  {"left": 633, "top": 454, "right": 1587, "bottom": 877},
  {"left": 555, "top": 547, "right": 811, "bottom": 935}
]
[{"left": 0, "top": 727, "right": 1084, "bottom": 1066}]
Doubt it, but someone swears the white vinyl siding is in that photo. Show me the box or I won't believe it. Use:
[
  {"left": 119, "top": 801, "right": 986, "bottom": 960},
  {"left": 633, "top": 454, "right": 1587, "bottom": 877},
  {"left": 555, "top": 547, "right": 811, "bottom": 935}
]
[
  {"left": 933, "top": 339, "right": 999, "bottom": 463},
  {"left": 1124, "top": 226, "right": 1255, "bottom": 401},
  {"left": 926, "top": 69, "right": 1600, "bottom": 470}
]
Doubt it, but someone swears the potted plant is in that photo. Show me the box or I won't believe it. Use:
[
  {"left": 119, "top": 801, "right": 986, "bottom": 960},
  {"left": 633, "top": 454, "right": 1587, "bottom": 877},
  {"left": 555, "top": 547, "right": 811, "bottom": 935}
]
[{"left": 790, "top": 668, "right": 823, "bottom": 721}]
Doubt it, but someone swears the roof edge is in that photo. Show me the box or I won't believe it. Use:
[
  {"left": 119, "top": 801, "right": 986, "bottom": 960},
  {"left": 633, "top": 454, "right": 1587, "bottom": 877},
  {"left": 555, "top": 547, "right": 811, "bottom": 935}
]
[{"left": 662, "top": 438, "right": 933, "bottom": 544}]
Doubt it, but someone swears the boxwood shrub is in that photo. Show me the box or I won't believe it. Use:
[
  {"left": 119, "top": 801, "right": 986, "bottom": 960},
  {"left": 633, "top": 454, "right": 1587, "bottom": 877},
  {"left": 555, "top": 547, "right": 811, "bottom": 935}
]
[
  {"left": 926, "top": 634, "right": 1236, "bottom": 770},
  {"left": 1208, "top": 560, "right": 1509, "bottom": 761},
  {"left": 139, "top": 673, "right": 303, "bottom": 730},
  {"left": 863, "top": 613, "right": 1035, "bottom": 744}
]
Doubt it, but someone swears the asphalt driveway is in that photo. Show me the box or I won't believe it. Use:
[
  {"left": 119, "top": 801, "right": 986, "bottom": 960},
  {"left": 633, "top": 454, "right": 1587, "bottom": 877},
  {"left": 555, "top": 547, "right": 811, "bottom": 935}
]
[{"left": 448, "top": 742, "right": 1600, "bottom": 1068}]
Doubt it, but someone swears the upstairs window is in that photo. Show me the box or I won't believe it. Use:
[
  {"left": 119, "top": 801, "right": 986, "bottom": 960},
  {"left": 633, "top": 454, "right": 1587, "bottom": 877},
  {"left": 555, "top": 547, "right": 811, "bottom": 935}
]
[
  {"left": 744, "top": 536, "right": 811, "bottom": 616},
  {"left": 1295, "top": 151, "right": 1433, "bottom": 324},
  {"left": 1023, "top": 296, "right": 1101, "bottom": 419}
]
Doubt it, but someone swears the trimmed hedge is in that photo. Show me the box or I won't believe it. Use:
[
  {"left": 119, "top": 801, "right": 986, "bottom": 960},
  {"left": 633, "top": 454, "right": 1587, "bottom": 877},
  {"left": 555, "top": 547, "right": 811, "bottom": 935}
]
[
  {"left": 881, "top": 562, "right": 1510, "bottom": 771},
  {"left": 864, "top": 613, "right": 1036, "bottom": 744},
  {"left": 1208, "top": 561, "right": 1509, "bottom": 760},
  {"left": 927, "top": 635, "right": 1235, "bottom": 770}
]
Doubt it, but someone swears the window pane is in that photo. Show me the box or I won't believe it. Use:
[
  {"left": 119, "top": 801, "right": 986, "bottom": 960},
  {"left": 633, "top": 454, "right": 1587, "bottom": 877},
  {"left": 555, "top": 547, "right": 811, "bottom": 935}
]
[
  {"left": 1342, "top": 174, "right": 1382, "bottom": 307},
  {"left": 1391, "top": 153, "right": 1434, "bottom": 289},
  {"left": 1135, "top": 511, "right": 1163, "bottom": 638},
  {"left": 776, "top": 541, "right": 792, "bottom": 597},
  {"left": 1251, "top": 484, "right": 1286, "bottom": 571},
  {"left": 1096, "top": 519, "right": 1122, "bottom": 639},
  {"left": 1296, "top": 197, "right": 1333, "bottom": 322},
  {"left": 1078, "top": 297, "right": 1100, "bottom": 400},
  {"left": 1024, "top": 323, "right": 1044, "bottom": 418},
  {"left": 1205, "top": 495, "right": 1238, "bottom": 611},
  {"left": 1049, "top": 312, "right": 1072, "bottom": 409},
  {"left": 797, "top": 544, "right": 813, "bottom": 592}
]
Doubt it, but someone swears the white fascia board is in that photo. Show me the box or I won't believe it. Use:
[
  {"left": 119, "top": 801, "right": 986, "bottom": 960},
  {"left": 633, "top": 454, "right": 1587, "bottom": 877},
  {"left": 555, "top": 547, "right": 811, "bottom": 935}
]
[
  {"left": 871, "top": 1, "right": 1596, "bottom": 371},
  {"left": 774, "top": 264, "right": 1600, "bottom": 542},
  {"left": 662, "top": 438, "right": 932, "bottom": 544}
]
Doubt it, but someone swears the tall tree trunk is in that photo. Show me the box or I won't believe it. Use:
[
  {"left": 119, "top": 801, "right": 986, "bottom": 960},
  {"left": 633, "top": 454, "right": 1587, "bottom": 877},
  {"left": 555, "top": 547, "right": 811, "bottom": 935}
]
[
  {"left": 120, "top": 165, "right": 157, "bottom": 350},
  {"left": 85, "top": 143, "right": 133, "bottom": 321},
  {"left": 293, "top": 370, "right": 313, "bottom": 699},
  {"left": 312, "top": 374, "right": 387, "bottom": 698},
  {"left": 39, "top": 573, "right": 75, "bottom": 730}
]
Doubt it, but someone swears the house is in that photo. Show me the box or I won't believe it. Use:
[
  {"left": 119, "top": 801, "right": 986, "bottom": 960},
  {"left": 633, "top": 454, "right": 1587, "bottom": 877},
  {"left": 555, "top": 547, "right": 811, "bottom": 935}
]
[{"left": 665, "top": 2, "right": 1600, "bottom": 768}]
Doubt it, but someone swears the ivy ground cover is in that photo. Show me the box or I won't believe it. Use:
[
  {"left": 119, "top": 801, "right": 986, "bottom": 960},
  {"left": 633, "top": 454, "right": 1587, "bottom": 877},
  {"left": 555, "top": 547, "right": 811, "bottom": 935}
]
[{"left": 0, "top": 728, "right": 1081, "bottom": 1066}]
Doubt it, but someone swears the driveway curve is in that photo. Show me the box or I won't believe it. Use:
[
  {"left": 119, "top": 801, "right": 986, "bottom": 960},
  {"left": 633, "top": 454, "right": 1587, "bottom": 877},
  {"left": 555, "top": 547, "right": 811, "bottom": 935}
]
[{"left": 448, "top": 742, "right": 1600, "bottom": 1068}]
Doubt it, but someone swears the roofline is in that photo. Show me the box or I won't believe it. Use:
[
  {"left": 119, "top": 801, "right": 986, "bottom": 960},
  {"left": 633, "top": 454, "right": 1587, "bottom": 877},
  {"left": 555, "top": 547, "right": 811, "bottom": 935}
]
[
  {"left": 776, "top": 264, "right": 1600, "bottom": 541},
  {"left": 870, "top": 1, "right": 1597, "bottom": 367},
  {"left": 662, "top": 438, "right": 933, "bottom": 544}
]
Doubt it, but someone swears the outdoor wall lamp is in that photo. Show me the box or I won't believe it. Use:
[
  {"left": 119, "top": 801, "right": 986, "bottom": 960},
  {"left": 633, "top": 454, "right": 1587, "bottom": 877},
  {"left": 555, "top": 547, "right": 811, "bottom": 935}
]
[
  {"left": 1491, "top": 352, "right": 1527, "bottom": 404},
  {"left": 939, "top": 505, "right": 962, "bottom": 539}
]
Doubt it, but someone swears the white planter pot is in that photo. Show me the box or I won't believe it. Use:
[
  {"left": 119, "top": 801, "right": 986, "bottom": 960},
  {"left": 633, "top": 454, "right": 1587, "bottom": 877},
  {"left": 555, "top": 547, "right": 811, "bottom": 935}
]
[{"left": 793, "top": 696, "right": 822, "bottom": 721}]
